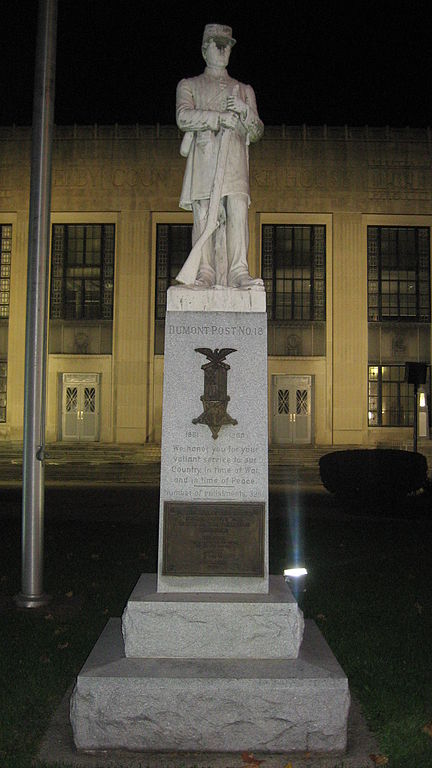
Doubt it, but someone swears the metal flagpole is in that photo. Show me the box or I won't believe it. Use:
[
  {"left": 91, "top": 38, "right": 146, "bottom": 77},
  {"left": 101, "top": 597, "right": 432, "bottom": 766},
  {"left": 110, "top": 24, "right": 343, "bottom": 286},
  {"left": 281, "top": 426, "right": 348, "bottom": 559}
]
[{"left": 15, "top": 0, "right": 58, "bottom": 608}]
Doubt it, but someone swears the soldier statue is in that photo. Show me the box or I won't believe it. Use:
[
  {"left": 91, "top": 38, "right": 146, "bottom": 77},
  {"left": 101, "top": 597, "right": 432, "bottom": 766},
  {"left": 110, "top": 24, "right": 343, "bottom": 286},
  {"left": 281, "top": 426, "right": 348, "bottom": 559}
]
[{"left": 175, "top": 23, "right": 264, "bottom": 290}]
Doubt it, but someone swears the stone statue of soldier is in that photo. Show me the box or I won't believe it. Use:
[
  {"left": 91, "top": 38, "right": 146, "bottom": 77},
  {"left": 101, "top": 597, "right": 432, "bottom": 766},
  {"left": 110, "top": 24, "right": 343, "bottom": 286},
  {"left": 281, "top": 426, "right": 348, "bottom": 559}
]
[{"left": 175, "top": 23, "right": 264, "bottom": 290}]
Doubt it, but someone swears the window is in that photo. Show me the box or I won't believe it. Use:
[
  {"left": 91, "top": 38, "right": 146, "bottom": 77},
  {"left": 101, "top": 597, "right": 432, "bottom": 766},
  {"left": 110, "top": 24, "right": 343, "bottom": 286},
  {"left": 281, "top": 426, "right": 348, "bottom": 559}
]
[
  {"left": 262, "top": 224, "right": 326, "bottom": 321},
  {"left": 50, "top": 224, "right": 115, "bottom": 320},
  {"left": 368, "top": 364, "right": 430, "bottom": 427},
  {"left": 0, "top": 224, "right": 12, "bottom": 319},
  {"left": 155, "top": 224, "right": 192, "bottom": 320},
  {"left": 0, "top": 225, "right": 11, "bottom": 420},
  {"left": 368, "top": 227, "right": 430, "bottom": 322},
  {"left": 154, "top": 223, "right": 192, "bottom": 353},
  {"left": 0, "top": 360, "right": 6, "bottom": 422}
]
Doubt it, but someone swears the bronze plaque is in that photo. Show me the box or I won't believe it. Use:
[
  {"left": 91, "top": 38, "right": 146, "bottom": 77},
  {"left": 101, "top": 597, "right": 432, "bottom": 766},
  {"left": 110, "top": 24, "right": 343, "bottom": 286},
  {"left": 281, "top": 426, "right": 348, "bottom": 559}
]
[{"left": 163, "top": 501, "right": 265, "bottom": 577}]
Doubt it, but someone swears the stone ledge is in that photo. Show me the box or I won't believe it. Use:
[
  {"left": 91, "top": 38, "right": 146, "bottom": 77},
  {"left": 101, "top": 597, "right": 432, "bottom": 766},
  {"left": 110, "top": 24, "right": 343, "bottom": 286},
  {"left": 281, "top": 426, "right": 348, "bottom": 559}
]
[
  {"left": 122, "top": 574, "right": 304, "bottom": 659},
  {"left": 167, "top": 285, "right": 266, "bottom": 312},
  {"left": 41, "top": 690, "right": 376, "bottom": 767}
]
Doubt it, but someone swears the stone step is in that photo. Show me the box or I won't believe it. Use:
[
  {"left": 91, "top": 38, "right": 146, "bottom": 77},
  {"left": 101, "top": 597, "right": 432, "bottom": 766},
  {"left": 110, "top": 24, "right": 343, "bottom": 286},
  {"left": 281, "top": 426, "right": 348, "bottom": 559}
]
[
  {"left": 122, "top": 575, "right": 304, "bottom": 660},
  {"left": 0, "top": 442, "right": 430, "bottom": 484},
  {"left": 0, "top": 443, "right": 162, "bottom": 464},
  {"left": 70, "top": 617, "right": 350, "bottom": 753},
  {"left": 1, "top": 441, "right": 430, "bottom": 460}
]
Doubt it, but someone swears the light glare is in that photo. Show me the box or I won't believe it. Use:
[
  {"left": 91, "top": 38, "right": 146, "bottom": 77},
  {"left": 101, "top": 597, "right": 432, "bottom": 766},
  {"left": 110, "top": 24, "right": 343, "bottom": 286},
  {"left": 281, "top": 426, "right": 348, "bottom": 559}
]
[{"left": 284, "top": 567, "right": 308, "bottom": 578}]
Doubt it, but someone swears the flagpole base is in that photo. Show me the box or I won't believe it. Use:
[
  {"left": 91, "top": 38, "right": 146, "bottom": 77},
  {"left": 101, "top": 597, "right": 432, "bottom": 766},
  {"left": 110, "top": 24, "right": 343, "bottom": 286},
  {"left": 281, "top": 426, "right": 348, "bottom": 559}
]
[{"left": 14, "top": 592, "right": 51, "bottom": 609}]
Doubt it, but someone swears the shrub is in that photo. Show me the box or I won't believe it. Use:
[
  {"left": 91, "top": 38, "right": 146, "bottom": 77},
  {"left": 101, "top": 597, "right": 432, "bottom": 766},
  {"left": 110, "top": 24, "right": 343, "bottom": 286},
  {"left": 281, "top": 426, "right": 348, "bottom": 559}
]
[{"left": 319, "top": 449, "right": 428, "bottom": 501}]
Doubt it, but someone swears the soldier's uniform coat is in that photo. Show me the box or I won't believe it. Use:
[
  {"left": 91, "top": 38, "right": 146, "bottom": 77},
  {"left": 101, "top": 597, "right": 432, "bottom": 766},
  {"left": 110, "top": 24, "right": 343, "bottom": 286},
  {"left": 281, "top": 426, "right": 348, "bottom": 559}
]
[{"left": 176, "top": 68, "right": 264, "bottom": 210}]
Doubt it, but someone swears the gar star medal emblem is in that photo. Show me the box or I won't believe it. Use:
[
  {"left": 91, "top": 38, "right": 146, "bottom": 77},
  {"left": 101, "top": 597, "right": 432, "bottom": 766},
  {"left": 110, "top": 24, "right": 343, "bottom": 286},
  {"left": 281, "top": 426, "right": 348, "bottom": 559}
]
[{"left": 192, "top": 347, "right": 238, "bottom": 439}]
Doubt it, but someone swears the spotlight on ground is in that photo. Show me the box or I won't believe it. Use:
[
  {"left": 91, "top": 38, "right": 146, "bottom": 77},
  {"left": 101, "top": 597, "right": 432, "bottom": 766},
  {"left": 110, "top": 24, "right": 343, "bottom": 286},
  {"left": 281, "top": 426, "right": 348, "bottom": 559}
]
[
  {"left": 284, "top": 566, "right": 308, "bottom": 600},
  {"left": 284, "top": 567, "right": 307, "bottom": 579}
]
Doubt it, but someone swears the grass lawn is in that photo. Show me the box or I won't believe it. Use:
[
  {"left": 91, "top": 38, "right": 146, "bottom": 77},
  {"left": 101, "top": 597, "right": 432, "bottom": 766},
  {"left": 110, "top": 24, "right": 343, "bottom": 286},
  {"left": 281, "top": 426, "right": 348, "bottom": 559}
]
[{"left": 0, "top": 485, "right": 431, "bottom": 767}]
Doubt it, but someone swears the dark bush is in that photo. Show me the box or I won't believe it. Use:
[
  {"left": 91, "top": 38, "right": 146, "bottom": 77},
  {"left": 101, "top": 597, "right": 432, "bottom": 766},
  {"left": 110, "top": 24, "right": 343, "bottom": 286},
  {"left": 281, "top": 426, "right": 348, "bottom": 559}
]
[{"left": 319, "top": 449, "right": 428, "bottom": 501}]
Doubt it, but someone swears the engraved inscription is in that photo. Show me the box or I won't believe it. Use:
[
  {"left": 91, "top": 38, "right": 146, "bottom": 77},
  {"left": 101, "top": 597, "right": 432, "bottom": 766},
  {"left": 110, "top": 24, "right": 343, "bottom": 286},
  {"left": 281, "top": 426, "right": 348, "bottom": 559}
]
[
  {"left": 163, "top": 315, "right": 267, "bottom": 502},
  {"left": 168, "top": 324, "right": 264, "bottom": 337},
  {"left": 163, "top": 502, "right": 265, "bottom": 577},
  {"left": 170, "top": 438, "right": 260, "bottom": 500}
]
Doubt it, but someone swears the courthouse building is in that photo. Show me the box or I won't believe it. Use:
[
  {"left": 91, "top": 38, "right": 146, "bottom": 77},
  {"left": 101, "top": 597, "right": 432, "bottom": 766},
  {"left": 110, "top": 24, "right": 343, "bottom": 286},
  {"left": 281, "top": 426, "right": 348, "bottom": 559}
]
[{"left": 0, "top": 123, "right": 431, "bottom": 448}]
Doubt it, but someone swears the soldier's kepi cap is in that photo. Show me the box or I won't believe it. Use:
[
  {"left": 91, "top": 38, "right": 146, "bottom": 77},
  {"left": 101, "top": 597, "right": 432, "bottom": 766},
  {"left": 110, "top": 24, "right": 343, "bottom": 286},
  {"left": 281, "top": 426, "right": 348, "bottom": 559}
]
[{"left": 202, "top": 24, "right": 236, "bottom": 47}]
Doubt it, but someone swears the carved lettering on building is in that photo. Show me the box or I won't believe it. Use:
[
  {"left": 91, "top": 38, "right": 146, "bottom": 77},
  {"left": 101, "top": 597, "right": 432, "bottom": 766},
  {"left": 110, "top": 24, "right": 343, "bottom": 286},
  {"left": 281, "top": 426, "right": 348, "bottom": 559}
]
[
  {"left": 251, "top": 167, "right": 351, "bottom": 191},
  {"left": 368, "top": 166, "right": 432, "bottom": 200},
  {"left": 52, "top": 165, "right": 182, "bottom": 191},
  {"left": 0, "top": 165, "right": 28, "bottom": 196}
]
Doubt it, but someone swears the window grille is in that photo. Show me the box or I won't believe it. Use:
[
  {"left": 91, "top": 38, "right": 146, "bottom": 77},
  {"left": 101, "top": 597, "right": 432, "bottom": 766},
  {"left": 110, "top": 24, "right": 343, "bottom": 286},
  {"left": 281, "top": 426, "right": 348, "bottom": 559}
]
[
  {"left": 155, "top": 224, "right": 192, "bottom": 320},
  {"left": 0, "top": 225, "right": 12, "bottom": 320},
  {"left": 296, "top": 389, "right": 308, "bottom": 415},
  {"left": 154, "top": 223, "right": 192, "bottom": 353},
  {"left": 368, "top": 227, "right": 430, "bottom": 322},
  {"left": 0, "top": 359, "right": 6, "bottom": 422},
  {"left": 368, "top": 364, "right": 430, "bottom": 427},
  {"left": 50, "top": 224, "right": 115, "bottom": 320},
  {"left": 278, "top": 389, "right": 290, "bottom": 414},
  {"left": 84, "top": 386, "right": 96, "bottom": 413},
  {"left": 262, "top": 224, "right": 326, "bottom": 321},
  {"left": 66, "top": 387, "right": 78, "bottom": 413}
]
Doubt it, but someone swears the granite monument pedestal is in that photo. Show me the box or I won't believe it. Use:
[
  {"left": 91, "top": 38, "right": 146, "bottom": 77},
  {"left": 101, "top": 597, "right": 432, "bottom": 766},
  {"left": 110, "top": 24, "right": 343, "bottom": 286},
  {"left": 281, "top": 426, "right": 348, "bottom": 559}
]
[{"left": 70, "top": 287, "right": 350, "bottom": 754}]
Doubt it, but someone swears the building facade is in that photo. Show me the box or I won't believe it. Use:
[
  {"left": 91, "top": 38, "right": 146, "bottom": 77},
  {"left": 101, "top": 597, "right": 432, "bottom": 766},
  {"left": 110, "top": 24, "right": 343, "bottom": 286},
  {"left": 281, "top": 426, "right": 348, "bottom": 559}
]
[{"left": 0, "top": 123, "right": 431, "bottom": 447}]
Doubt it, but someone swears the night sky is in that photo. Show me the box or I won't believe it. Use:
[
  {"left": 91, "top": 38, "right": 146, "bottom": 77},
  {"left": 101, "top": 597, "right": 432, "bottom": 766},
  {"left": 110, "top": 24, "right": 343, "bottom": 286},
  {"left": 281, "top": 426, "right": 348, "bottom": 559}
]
[{"left": 3, "top": 0, "right": 432, "bottom": 128}]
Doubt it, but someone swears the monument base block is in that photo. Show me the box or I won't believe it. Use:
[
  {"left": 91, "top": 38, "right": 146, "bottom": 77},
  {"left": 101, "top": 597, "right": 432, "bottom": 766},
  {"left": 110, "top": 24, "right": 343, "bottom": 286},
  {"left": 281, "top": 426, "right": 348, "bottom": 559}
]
[
  {"left": 69, "top": 293, "right": 351, "bottom": 756},
  {"left": 122, "top": 574, "right": 304, "bottom": 659},
  {"left": 70, "top": 618, "right": 349, "bottom": 754}
]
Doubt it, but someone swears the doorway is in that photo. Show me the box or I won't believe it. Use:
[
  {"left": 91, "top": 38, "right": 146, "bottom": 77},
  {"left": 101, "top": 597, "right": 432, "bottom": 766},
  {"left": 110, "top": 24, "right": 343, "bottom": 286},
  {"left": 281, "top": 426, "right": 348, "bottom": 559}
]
[
  {"left": 60, "top": 373, "right": 100, "bottom": 441},
  {"left": 272, "top": 375, "right": 312, "bottom": 445}
]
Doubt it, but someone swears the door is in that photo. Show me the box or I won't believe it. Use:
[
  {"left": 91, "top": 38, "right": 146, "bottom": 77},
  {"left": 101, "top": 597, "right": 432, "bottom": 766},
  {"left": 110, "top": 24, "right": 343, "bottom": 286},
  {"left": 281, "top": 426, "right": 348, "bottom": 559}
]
[
  {"left": 61, "top": 373, "right": 100, "bottom": 441},
  {"left": 272, "top": 375, "right": 312, "bottom": 445}
]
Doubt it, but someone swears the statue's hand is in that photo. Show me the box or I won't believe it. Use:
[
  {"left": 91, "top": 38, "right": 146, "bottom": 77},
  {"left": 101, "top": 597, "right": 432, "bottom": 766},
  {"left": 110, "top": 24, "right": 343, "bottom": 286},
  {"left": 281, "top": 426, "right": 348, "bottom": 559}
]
[
  {"left": 226, "top": 95, "right": 248, "bottom": 120},
  {"left": 219, "top": 111, "right": 239, "bottom": 130}
]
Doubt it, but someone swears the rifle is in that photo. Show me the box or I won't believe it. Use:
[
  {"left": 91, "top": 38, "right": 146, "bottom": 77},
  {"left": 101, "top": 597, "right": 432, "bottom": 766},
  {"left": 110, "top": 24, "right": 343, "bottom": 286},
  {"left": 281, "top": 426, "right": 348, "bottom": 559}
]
[{"left": 176, "top": 85, "right": 239, "bottom": 286}]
